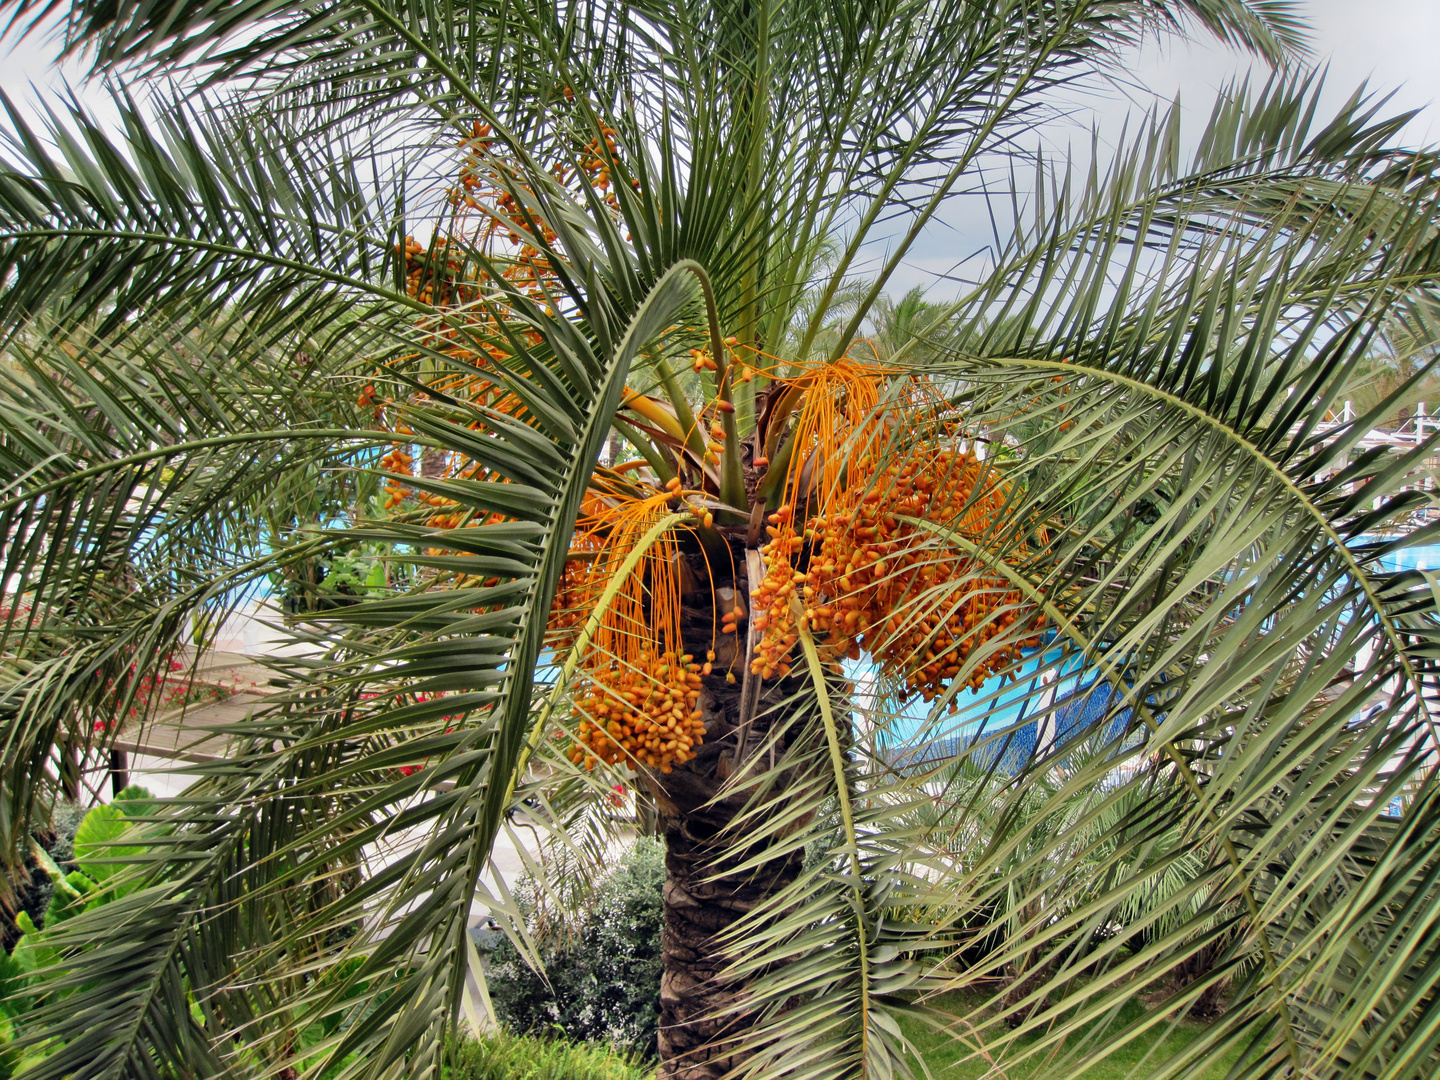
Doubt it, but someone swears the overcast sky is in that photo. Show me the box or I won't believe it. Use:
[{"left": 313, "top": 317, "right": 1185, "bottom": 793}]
[
  {"left": 3, "top": 1, "right": 1437, "bottom": 299},
  {"left": 888, "top": 0, "right": 1440, "bottom": 295}
]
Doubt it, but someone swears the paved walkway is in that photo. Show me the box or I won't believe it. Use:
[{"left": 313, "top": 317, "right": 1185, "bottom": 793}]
[{"left": 116, "top": 648, "right": 276, "bottom": 767}]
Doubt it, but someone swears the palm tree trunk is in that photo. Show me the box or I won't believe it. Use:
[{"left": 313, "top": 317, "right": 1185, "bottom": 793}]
[
  {"left": 647, "top": 700, "right": 806, "bottom": 1078},
  {"left": 644, "top": 557, "right": 808, "bottom": 1080},
  {"left": 420, "top": 447, "right": 448, "bottom": 479}
]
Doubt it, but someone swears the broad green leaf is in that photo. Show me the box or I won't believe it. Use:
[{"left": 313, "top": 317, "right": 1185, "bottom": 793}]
[{"left": 72, "top": 805, "right": 142, "bottom": 884}]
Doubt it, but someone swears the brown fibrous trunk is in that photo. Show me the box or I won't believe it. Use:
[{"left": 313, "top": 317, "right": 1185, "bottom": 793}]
[{"left": 642, "top": 548, "right": 809, "bottom": 1080}]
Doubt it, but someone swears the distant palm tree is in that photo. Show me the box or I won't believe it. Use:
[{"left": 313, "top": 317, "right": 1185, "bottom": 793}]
[
  {"left": 4, "top": 4, "right": 1440, "bottom": 1080},
  {"left": 867, "top": 287, "right": 958, "bottom": 361}
]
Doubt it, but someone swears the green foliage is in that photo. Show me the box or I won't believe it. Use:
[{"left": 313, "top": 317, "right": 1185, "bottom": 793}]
[
  {"left": 0, "top": 792, "right": 160, "bottom": 1067},
  {"left": 42, "top": 804, "right": 85, "bottom": 870},
  {"left": 316, "top": 542, "right": 405, "bottom": 601},
  {"left": 110, "top": 785, "right": 158, "bottom": 817},
  {"left": 72, "top": 806, "right": 141, "bottom": 884},
  {"left": 2, "top": 804, "right": 84, "bottom": 952},
  {"left": 269, "top": 502, "right": 412, "bottom": 613},
  {"left": 484, "top": 839, "right": 665, "bottom": 1059},
  {"left": 10, "top": 910, "right": 53, "bottom": 980},
  {"left": 9, "top": 791, "right": 153, "bottom": 971},
  {"left": 2, "top": 2, "right": 1440, "bottom": 1079},
  {"left": 448, "top": 1031, "right": 652, "bottom": 1080}
]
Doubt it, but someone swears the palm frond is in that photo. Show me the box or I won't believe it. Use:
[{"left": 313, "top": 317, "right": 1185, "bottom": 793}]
[
  {"left": 0, "top": 309, "right": 389, "bottom": 866},
  {"left": 17, "top": 6, "right": 1440, "bottom": 1080},
  {"left": 711, "top": 72, "right": 1440, "bottom": 1080}
]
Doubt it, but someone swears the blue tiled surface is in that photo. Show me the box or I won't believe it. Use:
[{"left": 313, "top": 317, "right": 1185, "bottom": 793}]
[
  {"left": 881, "top": 536, "right": 1440, "bottom": 773},
  {"left": 1370, "top": 542, "right": 1440, "bottom": 573},
  {"left": 881, "top": 657, "right": 1133, "bottom": 775}
]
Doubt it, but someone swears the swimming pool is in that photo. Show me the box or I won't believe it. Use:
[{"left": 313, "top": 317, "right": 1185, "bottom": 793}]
[
  {"left": 1367, "top": 541, "right": 1440, "bottom": 573},
  {"left": 876, "top": 536, "right": 1440, "bottom": 769}
]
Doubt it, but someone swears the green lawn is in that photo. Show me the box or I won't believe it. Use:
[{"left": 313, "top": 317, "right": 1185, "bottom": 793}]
[
  {"left": 449, "top": 1031, "right": 651, "bottom": 1080},
  {"left": 893, "top": 992, "right": 1245, "bottom": 1080},
  {"left": 449, "top": 993, "right": 1247, "bottom": 1080}
]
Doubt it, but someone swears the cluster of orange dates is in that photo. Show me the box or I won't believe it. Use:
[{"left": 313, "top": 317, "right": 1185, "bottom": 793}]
[
  {"left": 752, "top": 449, "right": 1044, "bottom": 705},
  {"left": 379, "top": 439, "right": 416, "bottom": 511},
  {"left": 548, "top": 493, "right": 710, "bottom": 774},
  {"left": 567, "top": 651, "right": 707, "bottom": 773},
  {"left": 748, "top": 504, "right": 808, "bottom": 679},
  {"left": 577, "top": 125, "right": 627, "bottom": 201},
  {"left": 396, "top": 235, "right": 484, "bottom": 309},
  {"left": 379, "top": 114, "right": 634, "bottom": 527},
  {"left": 548, "top": 555, "right": 597, "bottom": 636}
]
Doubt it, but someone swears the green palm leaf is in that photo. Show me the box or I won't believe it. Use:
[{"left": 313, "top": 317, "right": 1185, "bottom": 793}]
[{"left": 704, "top": 72, "right": 1440, "bottom": 1080}]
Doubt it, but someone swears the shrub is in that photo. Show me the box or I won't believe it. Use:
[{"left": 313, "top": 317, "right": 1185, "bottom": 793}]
[
  {"left": 450, "top": 1031, "right": 651, "bottom": 1080},
  {"left": 3, "top": 800, "right": 91, "bottom": 953},
  {"left": 0, "top": 789, "right": 155, "bottom": 1074},
  {"left": 44, "top": 803, "right": 87, "bottom": 872},
  {"left": 481, "top": 837, "right": 664, "bottom": 1058}
]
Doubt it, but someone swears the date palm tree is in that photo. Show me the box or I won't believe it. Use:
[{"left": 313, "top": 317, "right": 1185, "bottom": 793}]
[{"left": 5, "top": 3, "right": 1440, "bottom": 1080}]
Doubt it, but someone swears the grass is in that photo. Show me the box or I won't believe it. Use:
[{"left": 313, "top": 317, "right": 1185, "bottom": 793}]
[
  {"left": 450, "top": 1030, "right": 651, "bottom": 1080},
  {"left": 451, "top": 993, "right": 1245, "bottom": 1080},
  {"left": 893, "top": 991, "right": 1245, "bottom": 1080}
]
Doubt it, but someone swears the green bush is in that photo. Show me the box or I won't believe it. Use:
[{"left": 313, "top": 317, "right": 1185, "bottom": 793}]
[
  {"left": 43, "top": 802, "right": 87, "bottom": 871},
  {"left": 481, "top": 838, "right": 664, "bottom": 1058},
  {"left": 450, "top": 1031, "right": 651, "bottom": 1080},
  {"left": 0, "top": 789, "right": 154, "bottom": 1076}
]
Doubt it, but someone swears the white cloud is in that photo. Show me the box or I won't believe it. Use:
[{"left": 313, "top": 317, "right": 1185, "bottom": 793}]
[
  {"left": 887, "top": 1, "right": 1440, "bottom": 300},
  {"left": 0, "top": 18, "right": 126, "bottom": 129}
]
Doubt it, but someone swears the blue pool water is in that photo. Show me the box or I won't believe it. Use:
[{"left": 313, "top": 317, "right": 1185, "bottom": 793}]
[
  {"left": 878, "top": 537, "right": 1440, "bottom": 770},
  {"left": 1369, "top": 541, "right": 1440, "bottom": 573}
]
